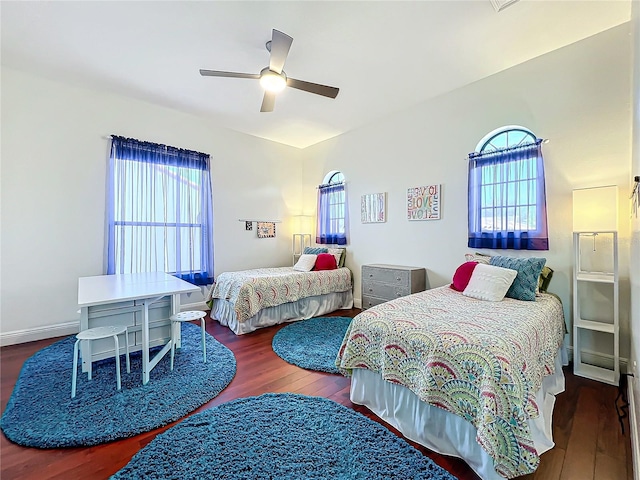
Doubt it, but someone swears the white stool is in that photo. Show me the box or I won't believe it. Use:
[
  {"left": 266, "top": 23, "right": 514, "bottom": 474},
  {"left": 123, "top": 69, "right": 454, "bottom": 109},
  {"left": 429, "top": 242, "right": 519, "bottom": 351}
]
[
  {"left": 71, "top": 325, "right": 131, "bottom": 398},
  {"left": 169, "top": 311, "right": 207, "bottom": 370}
]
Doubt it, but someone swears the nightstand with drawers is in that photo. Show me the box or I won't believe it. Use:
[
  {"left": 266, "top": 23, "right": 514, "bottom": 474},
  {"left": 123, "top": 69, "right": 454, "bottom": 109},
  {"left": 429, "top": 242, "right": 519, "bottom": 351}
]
[{"left": 361, "top": 264, "right": 427, "bottom": 309}]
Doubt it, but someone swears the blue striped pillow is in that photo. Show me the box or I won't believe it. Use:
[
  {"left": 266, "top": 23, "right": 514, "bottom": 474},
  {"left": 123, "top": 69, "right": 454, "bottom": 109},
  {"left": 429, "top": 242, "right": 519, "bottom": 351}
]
[
  {"left": 303, "top": 247, "right": 328, "bottom": 255},
  {"left": 489, "top": 256, "right": 546, "bottom": 301}
]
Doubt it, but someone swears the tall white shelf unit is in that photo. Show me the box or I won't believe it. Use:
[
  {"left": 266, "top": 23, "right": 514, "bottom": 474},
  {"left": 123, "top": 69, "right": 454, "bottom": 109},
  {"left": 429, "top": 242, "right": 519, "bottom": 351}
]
[
  {"left": 292, "top": 234, "right": 311, "bottom": 266},
  {"left": 572, "top": 231, "right": 619, "bottom": 386}
]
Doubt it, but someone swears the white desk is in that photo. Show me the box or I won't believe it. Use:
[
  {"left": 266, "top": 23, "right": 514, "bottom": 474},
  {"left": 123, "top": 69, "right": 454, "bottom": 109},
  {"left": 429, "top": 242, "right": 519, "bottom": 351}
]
[{"left": 78, "top": 272, "right": 200, "bottom": 385}]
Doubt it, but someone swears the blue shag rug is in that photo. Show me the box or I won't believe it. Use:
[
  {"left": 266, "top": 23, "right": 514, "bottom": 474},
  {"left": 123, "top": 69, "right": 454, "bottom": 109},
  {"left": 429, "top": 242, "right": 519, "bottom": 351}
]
[
  {"left": 272, "top": 316, "right": 351, "bottom": 373},
  {"left": 1, "top": 322, "right": 236, "bottom": 448},
  {"left": 111, "top": 393, "right": 457, "bottom": 480}
]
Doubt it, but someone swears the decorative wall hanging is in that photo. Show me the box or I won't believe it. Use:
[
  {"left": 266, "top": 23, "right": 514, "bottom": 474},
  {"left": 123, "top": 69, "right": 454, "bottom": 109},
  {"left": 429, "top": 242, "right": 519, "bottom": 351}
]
[
  {"left": 361, "top": 193, "right": 387, "bottom": 223},
  {"left": 238, "top": 219, "right": 281, "bottom": 232},
  {"left": 407, "top": 185, "right": 441, "bottom": 221},
  {"left": 257, "top": 222, "right": 276, "bottom": 238}
]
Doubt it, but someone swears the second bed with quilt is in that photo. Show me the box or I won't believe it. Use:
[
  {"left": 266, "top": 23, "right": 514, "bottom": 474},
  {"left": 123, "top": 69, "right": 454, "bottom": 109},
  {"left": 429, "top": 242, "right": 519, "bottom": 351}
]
[{"left": 206, "top": 262, "right": 353, "bottom": 335}]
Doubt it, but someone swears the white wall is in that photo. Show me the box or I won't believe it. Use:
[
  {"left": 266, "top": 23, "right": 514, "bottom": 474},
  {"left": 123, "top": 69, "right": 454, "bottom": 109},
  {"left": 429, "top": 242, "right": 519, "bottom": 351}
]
[
  {"left": 303, "top": 25, "right": 633, "bottom": 363},
  {"left": 0, "top": 68, "right": 303, "bottom": 345},
  {"left": 0, "top": 24, "right": 635, "bottom": 366},
  {"left": 628, "top": 1, "right": 640, "bottom": 476}
]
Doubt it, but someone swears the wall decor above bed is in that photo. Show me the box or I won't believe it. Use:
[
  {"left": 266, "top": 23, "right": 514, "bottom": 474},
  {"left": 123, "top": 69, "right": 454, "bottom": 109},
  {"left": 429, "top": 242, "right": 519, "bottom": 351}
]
[
  {"left": 407, "top": 184, "right": 440, "bottom": 221},
  {"left": 256, "top": 221, "right": 276, "bottom": 238},
  {"left": 361, "top": 192, "right": 386, "bottom": 223}
]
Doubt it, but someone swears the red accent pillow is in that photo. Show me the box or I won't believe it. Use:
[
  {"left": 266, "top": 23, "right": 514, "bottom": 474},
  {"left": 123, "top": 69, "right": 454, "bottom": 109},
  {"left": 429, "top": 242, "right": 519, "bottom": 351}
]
[
  {"left": 314, "top": 253, "right": 337, "bottom": 271},
  {"left": 450, "top": 261, "right": 479, "bottom": 292}
]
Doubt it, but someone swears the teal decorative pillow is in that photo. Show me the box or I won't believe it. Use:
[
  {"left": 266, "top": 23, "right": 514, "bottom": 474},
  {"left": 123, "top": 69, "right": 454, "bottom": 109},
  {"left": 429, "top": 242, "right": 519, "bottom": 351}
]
[
  {"left": 303, "top": 247, "right": 328, "bottom": 255},
  {"left": 489, "top": 256, "right": 546, "bottom": 301}
]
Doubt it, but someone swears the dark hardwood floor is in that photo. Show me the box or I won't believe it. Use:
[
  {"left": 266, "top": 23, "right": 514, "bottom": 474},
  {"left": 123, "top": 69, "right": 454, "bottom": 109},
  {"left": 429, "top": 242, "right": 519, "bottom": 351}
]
[{"left": 0, "top": 309, "right": 633, "bottom": 480}]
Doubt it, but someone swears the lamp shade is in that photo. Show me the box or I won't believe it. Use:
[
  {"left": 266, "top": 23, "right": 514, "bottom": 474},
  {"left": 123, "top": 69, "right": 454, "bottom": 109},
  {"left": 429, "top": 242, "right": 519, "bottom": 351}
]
[
  {"left": 293, "top": 215, "right": 313, "bottom": 234},
  {"left": 572, "top": 185, "right": 618, "bottom": 232}
]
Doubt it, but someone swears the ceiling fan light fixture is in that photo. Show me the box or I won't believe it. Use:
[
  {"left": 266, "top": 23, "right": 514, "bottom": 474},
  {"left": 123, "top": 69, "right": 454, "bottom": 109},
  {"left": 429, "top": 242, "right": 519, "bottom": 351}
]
[{"left": 259, "top": 69, "right": 287, "bottom": 93}]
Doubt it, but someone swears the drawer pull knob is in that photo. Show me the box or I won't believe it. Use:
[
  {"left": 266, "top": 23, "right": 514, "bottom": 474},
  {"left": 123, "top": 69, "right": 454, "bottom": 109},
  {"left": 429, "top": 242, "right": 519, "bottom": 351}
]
[
  {"left": 369, "top": 274, "right": 373, "bottom": 277},
  {"left": 368, "top": 288, "right": 373, "bottom": 292},
  {"left": 397, "top": 277, "right": 401, "bottom": 281}
]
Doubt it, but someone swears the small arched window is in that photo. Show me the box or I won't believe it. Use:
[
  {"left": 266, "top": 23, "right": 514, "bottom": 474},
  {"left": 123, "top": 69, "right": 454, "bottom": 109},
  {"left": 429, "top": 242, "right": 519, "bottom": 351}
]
[
  {"left": 477, "top": 127, "right": 536, "bottom": 153},
  {"left": 324, "top": 171, "right": 345, "bottom": 185},
  {"left": 467, "top": 126, "right": 549, "bottom": 250},
  {"left": 316, "top": 170, "right": 348, "bottom": 245}
]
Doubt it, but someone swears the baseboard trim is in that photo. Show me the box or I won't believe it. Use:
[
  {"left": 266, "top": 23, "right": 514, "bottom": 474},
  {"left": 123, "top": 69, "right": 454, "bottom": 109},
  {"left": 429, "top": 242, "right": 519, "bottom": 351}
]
[
  {"left": 0, "top": 303, "right": 211, "bottom": 347},
  {"left": 567, "top": 345, "right": 629, "bottom": 374},
  {"left": 180, "top": 301, "right": 209, "bottom": 312},
  {"left": 629, "top": 378, "right": 640, "bottom": 480},
  {"left": 0, "top": 322, "right": 79, "bottom": 347}
]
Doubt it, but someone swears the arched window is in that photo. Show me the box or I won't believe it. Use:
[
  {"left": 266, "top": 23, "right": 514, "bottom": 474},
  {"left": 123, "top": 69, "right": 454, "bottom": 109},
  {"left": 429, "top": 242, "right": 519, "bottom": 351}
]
[
  {"left": 316, "top": 170, "right": 348, "bottom": 245},
  {"left": 467, "top": 126, "right": 549, "bottom": 250}
]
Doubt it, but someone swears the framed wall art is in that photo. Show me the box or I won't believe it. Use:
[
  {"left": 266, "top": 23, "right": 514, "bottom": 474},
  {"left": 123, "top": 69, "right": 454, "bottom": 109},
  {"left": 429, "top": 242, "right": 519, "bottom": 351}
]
[
  {"left": 407, "top": 184, "right": 441, "bottom": 221},
  {"left": 361, "top": 192, "right": 387, "bottom": 223},
  {"left": 257, "top": 221, "right": 276, "bottom": 238}
]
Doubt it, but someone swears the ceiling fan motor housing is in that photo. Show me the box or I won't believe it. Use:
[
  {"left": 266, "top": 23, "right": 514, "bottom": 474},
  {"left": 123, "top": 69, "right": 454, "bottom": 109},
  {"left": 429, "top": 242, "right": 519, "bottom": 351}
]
[{"left": 259, "top": 68, "right": 287, "bottom": 93}]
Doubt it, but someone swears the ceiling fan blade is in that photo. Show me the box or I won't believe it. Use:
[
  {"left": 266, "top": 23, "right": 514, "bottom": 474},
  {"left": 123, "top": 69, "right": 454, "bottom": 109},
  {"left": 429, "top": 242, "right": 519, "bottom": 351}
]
[
  {"left": 269, "top": 29, "right": 293, "bottom": 74},
  {"left": 286, "top": 78, "right": 339, "bottom": 99},
  {"left": 260, "top": 91, "right": 276, "bottom": 112},
  {"left": 199, "top": 69, "right": 260, "bottom": 80}
]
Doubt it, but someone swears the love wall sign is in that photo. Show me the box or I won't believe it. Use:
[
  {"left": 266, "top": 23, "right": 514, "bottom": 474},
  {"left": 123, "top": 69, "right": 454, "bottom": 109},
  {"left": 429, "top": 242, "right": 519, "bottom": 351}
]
[{"left": 407, "top": 185, "right": 441, "bottom": 221}]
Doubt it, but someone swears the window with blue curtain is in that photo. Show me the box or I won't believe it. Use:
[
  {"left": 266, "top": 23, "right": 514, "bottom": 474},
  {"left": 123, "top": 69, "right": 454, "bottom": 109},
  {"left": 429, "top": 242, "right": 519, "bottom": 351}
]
[
  {"left": 316, "top": 171, "right": 348, "bottom": 245},
  {"left": 468, "top": 127, "right": 549, "bottom": 250},
  {"left": 106, "top": 136, "right": 214, "bottom": 285}
]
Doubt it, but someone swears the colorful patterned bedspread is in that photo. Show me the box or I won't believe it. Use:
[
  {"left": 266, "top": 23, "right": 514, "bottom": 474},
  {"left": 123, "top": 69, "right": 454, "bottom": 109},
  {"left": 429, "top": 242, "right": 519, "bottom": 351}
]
[
  {"left": 336, "top": 286, "right": 565, "bottom": 478},
  {"left": 206, "top": 267, "right": 352, "bottom": 323}
]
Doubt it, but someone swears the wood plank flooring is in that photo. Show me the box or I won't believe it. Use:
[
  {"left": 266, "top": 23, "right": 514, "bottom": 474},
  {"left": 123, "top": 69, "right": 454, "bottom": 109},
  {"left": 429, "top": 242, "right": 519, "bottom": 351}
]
[{"left": 0, "top": 309, "right": 634, "bottom": 480}]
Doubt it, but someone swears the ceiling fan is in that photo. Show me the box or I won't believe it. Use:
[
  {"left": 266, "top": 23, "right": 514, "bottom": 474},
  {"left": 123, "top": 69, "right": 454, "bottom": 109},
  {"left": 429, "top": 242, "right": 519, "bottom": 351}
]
[{"left": 199, "top": 29, "right": 339, "bottom": 112}]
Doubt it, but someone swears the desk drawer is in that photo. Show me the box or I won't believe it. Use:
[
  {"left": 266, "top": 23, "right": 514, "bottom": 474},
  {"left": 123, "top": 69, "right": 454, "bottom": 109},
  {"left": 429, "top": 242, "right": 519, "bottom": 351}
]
[{"left": 362, "top": 266, "right": 409, "bottom": 286}]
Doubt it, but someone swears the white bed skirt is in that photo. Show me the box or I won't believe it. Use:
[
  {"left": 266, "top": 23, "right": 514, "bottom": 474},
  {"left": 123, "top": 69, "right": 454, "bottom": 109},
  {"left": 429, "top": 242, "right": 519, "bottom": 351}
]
[
  {"left": 211, "top": 290, "right": 354, "bottom": 335},
  {"left": 350, "top": 346, "right": 568, "bottom": 480}
]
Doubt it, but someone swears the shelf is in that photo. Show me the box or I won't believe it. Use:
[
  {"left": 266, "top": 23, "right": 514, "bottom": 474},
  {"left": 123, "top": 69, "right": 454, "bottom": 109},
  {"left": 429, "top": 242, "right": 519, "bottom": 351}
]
[
  {"left": 572, "top": 231, "right": 618, "bottom": 386},
  {"left": 573, "top": 362, "right": 618, "bottom": 386},
  {"left": 576, "top": 272, "right": 615, "bottom": 283},
  {"left": 574, "top": 319, "right": 615, "bottom": 334},
  {"left": 238, "top": 219, "right": 281, "bottom": 223}
]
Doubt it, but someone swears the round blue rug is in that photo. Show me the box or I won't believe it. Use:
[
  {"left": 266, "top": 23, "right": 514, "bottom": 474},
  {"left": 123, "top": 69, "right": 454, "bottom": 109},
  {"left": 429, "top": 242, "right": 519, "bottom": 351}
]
[
  {"left": 1, "top": 322, "right": 236, "bottom": 448},
  {"left": 111, "top": 393, "right": 457, "bottom": 480},
  {"left": 272, "top": 316, "right": 351, "bottom": 373}
]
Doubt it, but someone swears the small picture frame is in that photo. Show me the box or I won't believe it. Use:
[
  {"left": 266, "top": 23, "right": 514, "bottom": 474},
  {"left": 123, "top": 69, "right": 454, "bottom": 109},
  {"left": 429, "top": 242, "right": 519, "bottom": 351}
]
[
  {"left": 257, "top": 221, "right": 276, "bottom": 238},
  {"left": 361, "top": 193, "right": 386, "bottom": 223}
]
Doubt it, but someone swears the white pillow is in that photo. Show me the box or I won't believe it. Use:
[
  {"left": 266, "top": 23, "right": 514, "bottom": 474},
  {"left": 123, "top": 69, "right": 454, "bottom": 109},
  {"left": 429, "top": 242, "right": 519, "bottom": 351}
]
[
  {"left": 464, "top": 252, "right": 491, "bottom": 264},
  {"left": 293, "top": 254, "right": 317, "bottom": 272},
  {"left": 326, "top": 247, "right": 344, "bottom": 267},
  {"left": 462, "top": 263, "right": 518, "bottom": 302}
]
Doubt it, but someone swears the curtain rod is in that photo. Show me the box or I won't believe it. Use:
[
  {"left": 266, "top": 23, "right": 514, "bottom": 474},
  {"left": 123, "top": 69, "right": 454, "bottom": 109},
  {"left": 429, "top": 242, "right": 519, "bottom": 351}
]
[
  {"left": 238, "top": 219, "right": 282, "bottom": 223},
  {"left": 317, "top": 181, "right": 345, "bottom": 190},
  {"left": 467, "top": 138, "right": 548, "bottom": 160}
]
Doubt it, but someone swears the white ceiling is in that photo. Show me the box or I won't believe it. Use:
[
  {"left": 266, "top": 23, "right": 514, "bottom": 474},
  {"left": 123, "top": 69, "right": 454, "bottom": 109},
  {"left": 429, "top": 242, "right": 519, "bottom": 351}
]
[{"left": 0, "top": 1, "right": 631, "bottom": 149}]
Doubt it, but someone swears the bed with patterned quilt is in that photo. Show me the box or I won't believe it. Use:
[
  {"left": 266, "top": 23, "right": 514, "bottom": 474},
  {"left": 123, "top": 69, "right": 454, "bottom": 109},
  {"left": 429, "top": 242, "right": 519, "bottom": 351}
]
[
  {"left": 206, "top": 265, "right": 353, "bottom": 335},
  {"left": 336, "top": 257, "right": 566, "bottom": 480}
]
